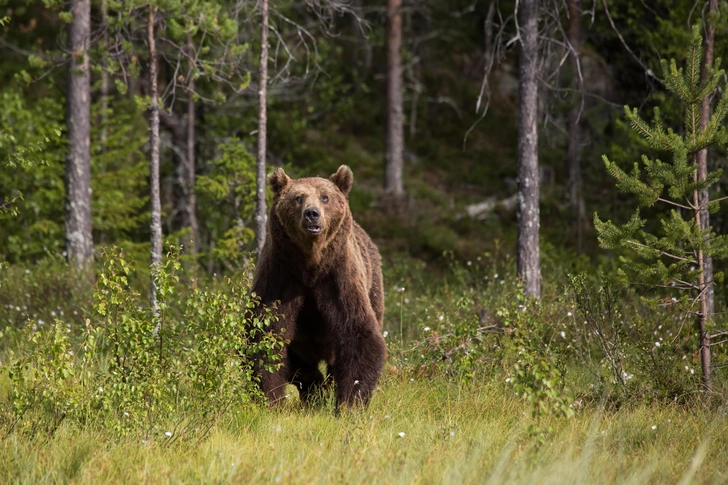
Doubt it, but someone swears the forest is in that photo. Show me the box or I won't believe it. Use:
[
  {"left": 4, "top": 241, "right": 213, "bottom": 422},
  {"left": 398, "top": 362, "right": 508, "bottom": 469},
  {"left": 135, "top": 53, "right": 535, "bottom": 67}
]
[{"left": 1, "top": 0, "right": 728, "bottom": 483}]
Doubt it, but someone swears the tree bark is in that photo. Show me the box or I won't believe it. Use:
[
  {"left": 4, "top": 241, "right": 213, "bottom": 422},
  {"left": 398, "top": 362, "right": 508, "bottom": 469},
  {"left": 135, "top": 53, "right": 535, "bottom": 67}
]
[
  {"left": 695, "top": 0, "right": 717, "bottom": 392},
  {"left": 184, "top": 34, "right": 199, "bottom": 254},
  {"left": 384, "top": 0, "right": 404, "bottom": 196},
  {"left": 100, "top": 0, "right": 109, "bottom": 153},
  {"left": 65, "top": 0, "right": 94, "bottom": 268},
  {"left": 256, "top": 0, "right": 269, "bottom": 256},
  {"left": 566, "top": 0, "right": 584, "bottom": 253},
  {"left": 148, "top": 6, "right": 163, "bottom": 312},
  {"left": 516, "top": 0, "right": 541, "bottom": 298}
]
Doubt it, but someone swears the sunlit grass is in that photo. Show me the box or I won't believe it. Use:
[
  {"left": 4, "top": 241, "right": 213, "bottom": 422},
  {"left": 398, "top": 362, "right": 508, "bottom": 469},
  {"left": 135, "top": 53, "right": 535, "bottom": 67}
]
[{"left": 1, "top": 373, "right": 726, "bottom": 484}]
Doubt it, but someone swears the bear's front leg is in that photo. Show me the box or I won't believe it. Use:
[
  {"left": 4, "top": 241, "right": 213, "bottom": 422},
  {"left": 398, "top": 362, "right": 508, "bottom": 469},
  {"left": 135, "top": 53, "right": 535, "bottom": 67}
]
[
  {"left": 316, "top": 277, "right": 386, "bottom": 408},
  {"left": 333, "top": 324, "right": 386, "bottom": 407}
]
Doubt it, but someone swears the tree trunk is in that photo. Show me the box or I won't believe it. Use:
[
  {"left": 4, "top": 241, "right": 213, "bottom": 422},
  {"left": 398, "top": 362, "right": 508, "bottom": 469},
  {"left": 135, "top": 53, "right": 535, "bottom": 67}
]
[
  {"left": 256, "top": 0, "right": 269, "bottom": 256},
  {"left": 695, "top": 0, "right": 717, "bottom": 392},
  {"left": 65, "top": 0, "right": 94, "bottom": 268},
  {"left": 184, "top": 34, "right": 199, "bottom": 254},
  {"left": 693, "top": 182, "right": 712, "bottom": 392},
  {"left": 384, "top": 0, "right": 404, "bottom": 196},
  {"left": 566, "top": 0, "right": 584, "bottom": 253},
  {"left": 148, "top": 6, "right": 163, "bottom": 312},
  {"left": 516, "top": 0, "right": 541, "bottom": 298},
  {"left": 100, "top": 0, "right": 109, "bottom": 153}
]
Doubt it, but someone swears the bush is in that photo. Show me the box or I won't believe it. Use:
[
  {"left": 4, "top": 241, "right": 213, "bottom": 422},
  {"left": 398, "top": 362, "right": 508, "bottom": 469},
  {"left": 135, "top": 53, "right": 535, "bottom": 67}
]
[
  {"left": 564, "top": 273, "right": 700, "bottom": 404},
  {"left": 1, "top": 247, "right": 284, "bottom": 439}
]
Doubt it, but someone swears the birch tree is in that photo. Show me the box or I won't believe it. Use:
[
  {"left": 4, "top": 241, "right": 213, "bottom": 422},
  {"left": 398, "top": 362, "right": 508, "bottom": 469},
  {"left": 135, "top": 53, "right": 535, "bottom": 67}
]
[
  {"left": 65, "top": 0, "right": 94, "bottom": 268},
  {"left": 256, "top": 0, "right": 270, "bottom": 255},
  {"left": 148, "top": 5, "right": 163, "bottom": 312}
]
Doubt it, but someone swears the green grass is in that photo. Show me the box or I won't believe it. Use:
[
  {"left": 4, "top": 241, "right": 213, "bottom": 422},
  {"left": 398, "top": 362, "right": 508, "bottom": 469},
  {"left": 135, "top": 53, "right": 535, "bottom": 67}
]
[{"left": 2, "top": 374, "right": 726, "bottom": 484}]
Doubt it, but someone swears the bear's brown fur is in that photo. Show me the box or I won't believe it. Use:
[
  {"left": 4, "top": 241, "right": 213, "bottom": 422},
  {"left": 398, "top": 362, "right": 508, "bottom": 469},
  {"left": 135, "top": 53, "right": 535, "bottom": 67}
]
[{"left": 253, "top": 165, "right": 386, "bottom": 408}]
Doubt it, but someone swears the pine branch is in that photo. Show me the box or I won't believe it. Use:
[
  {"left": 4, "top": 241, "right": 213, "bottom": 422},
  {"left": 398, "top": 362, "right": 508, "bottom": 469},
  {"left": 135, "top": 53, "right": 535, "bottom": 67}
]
[{"left": 657, "top": 198, "right": 692, "bottom": 211}]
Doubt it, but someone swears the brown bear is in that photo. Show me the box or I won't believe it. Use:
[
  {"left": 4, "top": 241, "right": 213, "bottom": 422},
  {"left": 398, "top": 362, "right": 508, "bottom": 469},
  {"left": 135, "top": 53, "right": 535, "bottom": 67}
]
[{"left": 252, "top": 165, "right": 386, "bottom": 408}]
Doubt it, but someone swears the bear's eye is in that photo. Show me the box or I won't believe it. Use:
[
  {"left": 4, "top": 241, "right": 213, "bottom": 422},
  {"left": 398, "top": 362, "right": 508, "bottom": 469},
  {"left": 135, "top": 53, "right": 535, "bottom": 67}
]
[
  {"left": 295, "top": 195, "right": 303, "bottom": 204},
  {"left": 321, "top": 195, "right": 329, "bottom": 204}
]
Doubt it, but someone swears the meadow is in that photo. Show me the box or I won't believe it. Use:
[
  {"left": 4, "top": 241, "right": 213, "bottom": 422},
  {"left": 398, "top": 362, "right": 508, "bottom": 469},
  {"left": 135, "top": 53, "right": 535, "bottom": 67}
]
[
  {"left": 1, "top": 376, "right": 727, "bottom": 484},
  {"left": 1, "top": 251, "right": 726, "bottom": 484}
]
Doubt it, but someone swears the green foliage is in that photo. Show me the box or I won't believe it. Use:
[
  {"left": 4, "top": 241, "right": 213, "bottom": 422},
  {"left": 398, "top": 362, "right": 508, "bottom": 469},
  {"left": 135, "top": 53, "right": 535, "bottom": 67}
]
[
  {"left": 7, "top": 320, "right": 81, "bottom": 435},
  {"left": 398, "top": 252, "right": 573, "bottom": 442},
  {"left": 499, "top": 294, "right": 574, "bottom": 443},
  {"left": 1, "top": 247, "right": 284, "bottom": 438},
  {"left": 0, "top": 88, "right": 64, "bottom": 258},
  {"left": 196, "top": 139, "right": 257, "bottom": 268},
  {"left": 595, "top": 25, "right": 728, "bottom": 298},
  {"left": 565, "top": 273, "right": 700, "bottom": 403},
  {"left": 91, "top": 99, "right": 149, "bottom": 241}
]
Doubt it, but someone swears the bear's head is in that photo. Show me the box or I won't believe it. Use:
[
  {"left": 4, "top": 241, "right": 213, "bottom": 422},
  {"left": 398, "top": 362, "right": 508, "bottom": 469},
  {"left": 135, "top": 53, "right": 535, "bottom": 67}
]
[{"left": 268, "top": 165, "right": 354, "bottom": 247}]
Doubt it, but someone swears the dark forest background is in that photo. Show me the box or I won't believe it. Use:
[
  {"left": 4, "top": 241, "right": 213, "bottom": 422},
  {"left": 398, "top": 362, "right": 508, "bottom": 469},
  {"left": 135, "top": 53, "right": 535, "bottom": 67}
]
[{"left": 2, "top": 0, "right": 725, "bottom": 271}]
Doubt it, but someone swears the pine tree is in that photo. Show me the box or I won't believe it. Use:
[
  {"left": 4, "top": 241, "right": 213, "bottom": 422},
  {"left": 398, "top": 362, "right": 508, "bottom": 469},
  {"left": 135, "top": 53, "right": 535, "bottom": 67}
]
[{"left": 594, "top": 26, "right": 728, "bottom": 392}]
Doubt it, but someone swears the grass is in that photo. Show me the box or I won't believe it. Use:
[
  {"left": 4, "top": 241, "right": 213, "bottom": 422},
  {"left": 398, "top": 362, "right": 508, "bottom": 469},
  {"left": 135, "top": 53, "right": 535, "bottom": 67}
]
[
  {"left": 2, "top": 254, "right": 727, "bottom": 484},
  {"left": 2, "top": 373, "right": 727, "bottom": 484}
]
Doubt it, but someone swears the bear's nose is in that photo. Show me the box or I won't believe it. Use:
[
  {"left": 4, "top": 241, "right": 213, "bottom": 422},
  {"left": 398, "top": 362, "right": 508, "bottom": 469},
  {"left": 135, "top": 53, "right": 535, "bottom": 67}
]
[{"left": 304, "top": 208, "right": 320, "bottom": 222}]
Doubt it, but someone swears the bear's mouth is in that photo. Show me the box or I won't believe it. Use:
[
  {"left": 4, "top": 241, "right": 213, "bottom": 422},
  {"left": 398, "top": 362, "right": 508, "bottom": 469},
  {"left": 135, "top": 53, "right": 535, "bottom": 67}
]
[{"left": 305, "top": 225, "right": 322, "bottom": 235}]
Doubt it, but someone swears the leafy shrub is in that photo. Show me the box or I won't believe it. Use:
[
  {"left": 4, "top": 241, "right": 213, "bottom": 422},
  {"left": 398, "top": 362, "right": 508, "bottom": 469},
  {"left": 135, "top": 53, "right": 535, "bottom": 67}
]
[
  {"left": 564, "top": 273, "right": 700, "bottom": 404},
  {"left": 1, "top": 247, "right": 284, "bottom": 439},
  {"left": 498, "top": 293, "right": 574, "bottom": 442},
  {"left": 398, "top": 252, "right": 574, "bottom": 441}
]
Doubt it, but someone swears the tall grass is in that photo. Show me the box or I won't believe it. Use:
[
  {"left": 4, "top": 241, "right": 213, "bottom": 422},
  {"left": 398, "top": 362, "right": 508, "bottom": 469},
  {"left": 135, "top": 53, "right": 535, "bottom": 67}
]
[
  {"left": 1, "top": 251, "right": 727, "bottom": 484},
  {"left": 1, "top": 375, "right": 726, "bottom": 484}
]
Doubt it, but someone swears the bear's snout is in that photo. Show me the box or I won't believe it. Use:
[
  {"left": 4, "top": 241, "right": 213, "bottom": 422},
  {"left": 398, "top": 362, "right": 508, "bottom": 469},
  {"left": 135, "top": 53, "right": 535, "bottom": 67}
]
[
  {"left": 304, "top": 207, "right": 320, "bottom": 223},
  {"left": 302, "top": 206, "right": 323, "bottom": 236}
]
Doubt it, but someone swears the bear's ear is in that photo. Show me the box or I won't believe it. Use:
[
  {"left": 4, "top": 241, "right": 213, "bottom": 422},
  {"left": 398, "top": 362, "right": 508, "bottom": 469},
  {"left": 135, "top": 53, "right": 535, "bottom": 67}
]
[
  {"left": 330, "top": 165, "right": 353, "bottom": 197},
  {"left": 268, "top": 167, "right": 291, "bottom": 194}
]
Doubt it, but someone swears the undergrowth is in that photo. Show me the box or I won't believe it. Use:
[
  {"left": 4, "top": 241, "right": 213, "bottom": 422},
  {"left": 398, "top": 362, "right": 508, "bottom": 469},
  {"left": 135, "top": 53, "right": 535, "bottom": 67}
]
[{"left": 0, "top": 247, "right": 726, "bottom": 483}]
